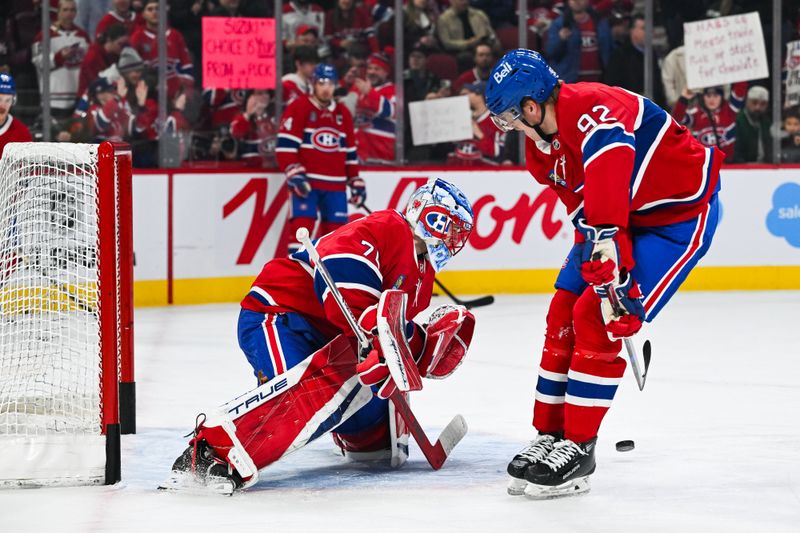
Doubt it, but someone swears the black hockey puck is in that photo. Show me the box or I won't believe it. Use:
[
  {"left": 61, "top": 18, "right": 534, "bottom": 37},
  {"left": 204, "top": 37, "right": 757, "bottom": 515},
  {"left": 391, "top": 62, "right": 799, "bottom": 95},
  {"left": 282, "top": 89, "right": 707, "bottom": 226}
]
[{"left": 615, "top": 439, "right": 635, "bottom": 452}]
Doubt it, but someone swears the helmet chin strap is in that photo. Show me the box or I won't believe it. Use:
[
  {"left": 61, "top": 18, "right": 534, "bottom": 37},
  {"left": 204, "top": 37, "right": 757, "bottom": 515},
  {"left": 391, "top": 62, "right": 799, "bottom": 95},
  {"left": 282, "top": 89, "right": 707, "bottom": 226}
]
[{"left": 521, "top": 102, "right": 555, "bottom": 143}]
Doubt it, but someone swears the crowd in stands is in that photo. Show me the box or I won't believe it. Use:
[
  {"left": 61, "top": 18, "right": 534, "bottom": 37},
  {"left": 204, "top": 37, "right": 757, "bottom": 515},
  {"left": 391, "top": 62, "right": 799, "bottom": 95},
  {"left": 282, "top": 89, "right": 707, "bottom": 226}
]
[{"left": 3, "top": 0, "right": 800, "bottom": 166}]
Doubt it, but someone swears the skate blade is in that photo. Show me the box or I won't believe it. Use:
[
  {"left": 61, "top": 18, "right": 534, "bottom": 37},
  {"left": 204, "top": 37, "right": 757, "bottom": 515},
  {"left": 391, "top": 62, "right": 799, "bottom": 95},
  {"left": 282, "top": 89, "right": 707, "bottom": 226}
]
[
  {"left": 523, "top": 475, "right": 591, "bottom": 500},
  {"left": 507, "top": 476, "right": 528, "bottom": 496},
  {"left": 158, "top": 471, "right": 236, "bottom": 496}
]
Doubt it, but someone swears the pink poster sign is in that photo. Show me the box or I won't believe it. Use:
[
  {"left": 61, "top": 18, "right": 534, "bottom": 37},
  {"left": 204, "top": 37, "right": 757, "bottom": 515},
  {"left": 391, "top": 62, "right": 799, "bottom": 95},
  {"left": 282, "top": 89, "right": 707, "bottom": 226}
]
[{"left": 202, "top": 17, "right": 276, "bottom": 89}]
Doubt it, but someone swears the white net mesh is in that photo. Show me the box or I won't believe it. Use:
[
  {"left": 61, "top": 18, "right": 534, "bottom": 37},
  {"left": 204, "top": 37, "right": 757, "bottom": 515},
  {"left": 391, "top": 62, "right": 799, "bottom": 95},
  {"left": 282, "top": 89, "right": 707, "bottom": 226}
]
[{"left": 0, "top": 143, "right": 103, "bottom": 453}]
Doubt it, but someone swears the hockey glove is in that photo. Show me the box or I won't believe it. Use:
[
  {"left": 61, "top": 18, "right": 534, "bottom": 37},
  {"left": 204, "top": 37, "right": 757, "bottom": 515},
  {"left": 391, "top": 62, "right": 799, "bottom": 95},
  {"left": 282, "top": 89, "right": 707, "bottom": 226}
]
[
  {"left": 417, "top": 305, "right": 475, "bottom": 379},
  {"left": 595, "top": 273, "right": 645, "bottom": 340},
  {"left": 347, "top": 177, "right": 367, "bottom": 206},
  {"left": 356, "top": 347, "right": 401, "bottom": 399},
  {"left": 576, "top": 219, "right": 621, "bottom": 287},
  {"left": 287, "top": 173, "right": 312, "bottom": 198}
]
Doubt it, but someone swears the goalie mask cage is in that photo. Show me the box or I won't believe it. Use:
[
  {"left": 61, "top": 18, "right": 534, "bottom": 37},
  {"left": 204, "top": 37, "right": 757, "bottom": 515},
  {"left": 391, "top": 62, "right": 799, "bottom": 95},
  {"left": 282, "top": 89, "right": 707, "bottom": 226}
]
[{"left": 0, "top": 142, "right": 134, "bottom": 487}]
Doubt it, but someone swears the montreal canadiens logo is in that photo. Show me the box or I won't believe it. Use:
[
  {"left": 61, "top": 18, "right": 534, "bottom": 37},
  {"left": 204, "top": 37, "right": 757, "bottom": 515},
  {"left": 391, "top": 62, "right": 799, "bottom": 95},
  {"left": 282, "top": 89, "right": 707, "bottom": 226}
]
[
  {"left": 312, "top": 128, "right": 341, "bottom": 152},
  {"left": 422, "top": 206, "right": 452, "bottom": 238}
]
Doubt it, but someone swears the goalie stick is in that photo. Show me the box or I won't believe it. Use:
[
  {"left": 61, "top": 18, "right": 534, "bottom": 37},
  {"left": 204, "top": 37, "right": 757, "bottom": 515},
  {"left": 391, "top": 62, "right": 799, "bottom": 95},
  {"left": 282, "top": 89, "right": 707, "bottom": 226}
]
[
  {"left": 296, "top": 228, "right": 467, "bottom": 470},
  {"left": 359, "top": 203, "right": 494, "bottom": 310}
]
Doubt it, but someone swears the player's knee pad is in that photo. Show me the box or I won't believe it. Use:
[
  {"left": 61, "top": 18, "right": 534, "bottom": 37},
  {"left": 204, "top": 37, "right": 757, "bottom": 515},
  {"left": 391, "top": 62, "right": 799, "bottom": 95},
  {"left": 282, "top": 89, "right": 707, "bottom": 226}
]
[
  {"left": 572, "top": 288, "right": 620, "bottom": 353},
  {"left": 545, "top": 288, "right": 579, "bottom": 348}
]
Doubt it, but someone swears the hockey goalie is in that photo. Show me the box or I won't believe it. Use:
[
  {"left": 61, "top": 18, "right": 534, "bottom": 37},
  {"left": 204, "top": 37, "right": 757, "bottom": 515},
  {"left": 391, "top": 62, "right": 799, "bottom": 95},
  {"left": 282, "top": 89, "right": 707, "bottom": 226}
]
[{"left": 161, "top": 179, "right": 476, "bottom": 494}]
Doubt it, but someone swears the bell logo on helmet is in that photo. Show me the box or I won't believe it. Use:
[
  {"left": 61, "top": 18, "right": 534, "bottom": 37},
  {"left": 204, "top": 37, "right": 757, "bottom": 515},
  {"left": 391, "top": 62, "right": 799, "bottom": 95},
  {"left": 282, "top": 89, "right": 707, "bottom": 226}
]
[{"left": 493, "top": 62, "right": 513, "bottom": 84}]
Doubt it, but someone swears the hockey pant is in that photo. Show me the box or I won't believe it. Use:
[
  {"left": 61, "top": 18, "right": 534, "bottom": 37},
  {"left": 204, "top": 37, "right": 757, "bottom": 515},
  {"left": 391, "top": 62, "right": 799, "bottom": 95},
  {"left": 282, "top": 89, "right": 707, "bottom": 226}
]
[
  {"left": 288, "top": 188, "right": 348, "bottom": 253},
  {"left": 534, "top": 195, "right": 720, "bottom": 443}
]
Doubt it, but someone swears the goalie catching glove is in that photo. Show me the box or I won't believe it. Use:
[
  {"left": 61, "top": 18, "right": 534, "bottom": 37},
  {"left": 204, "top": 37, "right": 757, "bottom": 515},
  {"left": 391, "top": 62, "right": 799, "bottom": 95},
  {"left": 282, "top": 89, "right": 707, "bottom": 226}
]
[{"left": 356, "top": 304, "right": 476, "bottom": 398}]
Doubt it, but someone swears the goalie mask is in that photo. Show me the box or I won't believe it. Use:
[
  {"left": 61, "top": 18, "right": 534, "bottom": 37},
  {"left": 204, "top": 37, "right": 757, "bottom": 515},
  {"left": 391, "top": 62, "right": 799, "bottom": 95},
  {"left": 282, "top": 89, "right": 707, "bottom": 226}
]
[{"left": 405, "top": 179, "right": 474, "bottom": 272}]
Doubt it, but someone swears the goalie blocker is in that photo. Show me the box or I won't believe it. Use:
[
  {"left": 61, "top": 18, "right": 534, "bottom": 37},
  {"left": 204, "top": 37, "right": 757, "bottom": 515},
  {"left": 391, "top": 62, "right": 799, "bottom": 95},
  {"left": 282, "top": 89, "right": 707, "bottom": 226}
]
[{"left": 163, "top": 294, "right": 475, "bottom": 492}]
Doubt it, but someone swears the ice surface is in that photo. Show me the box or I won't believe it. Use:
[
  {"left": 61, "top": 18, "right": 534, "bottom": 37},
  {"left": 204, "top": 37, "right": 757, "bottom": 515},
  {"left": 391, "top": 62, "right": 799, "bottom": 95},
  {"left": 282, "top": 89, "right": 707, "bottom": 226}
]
[{"left": 2, "top": 292, "right": 800, "bottom": 533}]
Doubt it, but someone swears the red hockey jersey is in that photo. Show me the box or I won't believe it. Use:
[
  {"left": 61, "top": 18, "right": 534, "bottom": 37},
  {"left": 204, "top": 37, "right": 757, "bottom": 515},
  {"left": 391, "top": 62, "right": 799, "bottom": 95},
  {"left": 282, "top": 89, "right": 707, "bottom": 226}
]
[
  {"left": 525, "top": 82, "right": 722, "bottom": 268},
  {"left": 281, "top": 73, "right": 311, "bottom": 106},
  {"left": 672, "top": 82, "right": 746, "bottom": 159},
  {"left": 354, "top": 81, "right": 395, "bottom": 162},
  {"left": 241, "top": 209, "right": 435, "bottom": 340},
  {"left": 130, "top": 27, "right": 194, "bottom": 98},
  {"left": 95, "top": 10, "right": 144, "bottom": 39},
  {"left": 202, "top": 89, "right": 247, "bottom": 128},
  {"left": 276, "top": 94, "right": 359, "bottom": 191},
  {"left": 231, "top": 111, "right": 278, "bottom": 167},
  {"left": 0, "top": 116, "right": 33, "bottom": 158}
]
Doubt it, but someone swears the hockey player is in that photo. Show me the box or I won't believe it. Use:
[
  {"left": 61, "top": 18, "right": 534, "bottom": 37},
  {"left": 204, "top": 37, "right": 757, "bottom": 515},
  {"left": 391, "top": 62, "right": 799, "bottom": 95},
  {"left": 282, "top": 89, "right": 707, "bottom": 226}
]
[
  {"left": 0, "top": 74, "right": 32, "bottom": 159},
  {"left": 163, "top": 179, "right": 476, "bottom": 494},
  {"left": 277, "top": 63, "right": 365, "bottom": 254},
  {"left": 485, "top": 49, "right": 721, "bottom": 498}
]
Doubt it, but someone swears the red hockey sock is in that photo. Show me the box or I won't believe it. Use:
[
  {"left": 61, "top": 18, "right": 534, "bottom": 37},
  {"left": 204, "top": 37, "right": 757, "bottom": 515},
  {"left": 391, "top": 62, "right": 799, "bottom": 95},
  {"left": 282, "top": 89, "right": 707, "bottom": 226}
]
[
  {"left": 533, "top": 289, "right": 578, "bottom": 434},
  {"left": 563, "top": 349, "right": 626, "bottom": 443}
]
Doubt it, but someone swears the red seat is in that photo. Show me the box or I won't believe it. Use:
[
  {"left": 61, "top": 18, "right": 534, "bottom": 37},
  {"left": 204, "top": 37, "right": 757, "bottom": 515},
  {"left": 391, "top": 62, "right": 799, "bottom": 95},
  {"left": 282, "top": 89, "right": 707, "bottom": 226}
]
[
  {"left": 426, "top": 53, "right": 459, "bottom": 84},
  {"left": 496, "top": 26, "right": 521, "bottom": 53}
]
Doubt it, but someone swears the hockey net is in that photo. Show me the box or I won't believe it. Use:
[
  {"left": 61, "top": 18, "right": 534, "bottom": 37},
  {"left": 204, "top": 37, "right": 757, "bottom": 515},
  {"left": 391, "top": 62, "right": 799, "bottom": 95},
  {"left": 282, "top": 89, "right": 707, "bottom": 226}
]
[{"left": 0, "top": 142, "right": 134, "bottom": 487}]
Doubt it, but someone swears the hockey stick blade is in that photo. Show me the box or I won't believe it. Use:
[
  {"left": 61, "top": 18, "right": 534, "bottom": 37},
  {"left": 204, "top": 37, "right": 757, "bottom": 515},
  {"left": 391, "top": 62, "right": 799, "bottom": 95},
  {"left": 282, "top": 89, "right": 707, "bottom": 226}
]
[
  {"left": 389, "top": 393, "right": 467, "bottom": 470},
  {"left": 642, "top": 340, "right": 652, "bottom": 379},
  {"left": 433, "top": 278, "right": 494, "bottom": 310}
]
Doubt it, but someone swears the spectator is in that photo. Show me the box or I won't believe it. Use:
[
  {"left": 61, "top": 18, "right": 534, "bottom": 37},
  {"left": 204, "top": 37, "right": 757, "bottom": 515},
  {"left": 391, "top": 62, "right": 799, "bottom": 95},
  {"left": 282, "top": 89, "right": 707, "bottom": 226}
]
[
  {"left": 290, "top": 24, "right": 331, "bottom": 62},
  {"left": 77, "top": 0, "right": 111, "bottom": 41},
  {"left": 210, "top": 0, "right": 244, "bottom": 16},
  {"left": 470, "top": 0, "right": 515, "bottom": 29},
  {"left": 672, "top": 82, "right": 747, "bottom": 159},
  {"left": 325, "top": 0, "right": 378, "bottom": 58},
  {"left": 403, "top": 0, "right": 438, "bottom": 52},
  {"left": 77, "top": 23, "right": 127, "bottom": 98},
  {"left": 403, "top": 43, "right": 449, "bottom": 162},
  {"left": 603, "top": 13, "right": 666, "bottom": 107},
  {"left": 6, "top": 0, "right": 44, "bottom": 116},
  {"left": 130, "top": 0, "right": 195, "bottom": 99},
  {"left": 32, "top": 0, "right": 91, "bottom": 118},
  {"left": 447, "top": 81, "right": 505, "bottom": 165},
  {"left": 0, "top": 73, "right": 32, "bottom": 158},
  {"left": 453, "top": 43, "right": 494, "bottom": 94},
  {"left": 661, "top": 44, "right": 686, "bottom": 110},
  {"left": 780, "top": 106, "right": 800, "bottom": 163},
  {"left": 230, "top": 90, "right": 278, "bottom": 167},
  {"left": 353, "top": 51, "right": 395, "bottom": 163},
  {"left": 168, "top": 1, "right": 211, "bottom": 83},
  {"left": 733, "top": 86, "right": 772, "bottom": 163},
  {"left": 203, "top": 88, "right": 247, "bottom": 130},
  {"left": 282, "top": 45, "right": 318, "bottom": 106},
  {"left": 545, "top": 0, "right": 611, "bottom": 83},
  {"left": 436, "top": 0, "right": 500, "bottom": 70},
  {"left": 282, "top": 0, "right": 325, "bottom": 50},
  {"left": 95, "top": 0, "right": 143, "bottom": 40}
]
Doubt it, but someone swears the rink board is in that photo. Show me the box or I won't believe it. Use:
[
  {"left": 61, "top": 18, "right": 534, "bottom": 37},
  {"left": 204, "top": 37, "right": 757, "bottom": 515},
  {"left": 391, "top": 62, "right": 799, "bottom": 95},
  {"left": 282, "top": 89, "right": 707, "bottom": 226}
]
[{"left": 129, "top": 166, "right": 800, "bottom": 305}]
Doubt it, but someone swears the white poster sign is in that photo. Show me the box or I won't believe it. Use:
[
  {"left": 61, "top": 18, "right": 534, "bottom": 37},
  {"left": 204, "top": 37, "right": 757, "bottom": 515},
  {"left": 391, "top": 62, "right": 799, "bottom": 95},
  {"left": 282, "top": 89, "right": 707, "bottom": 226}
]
[
  {"left": 409, "top": 96, "right": 473, "bottom": 146},
  {"left": 684, "top": 12, "right": 768, "bottom": 89},
  {"left": 785, "top": 40, "right": 800, "bottom": 107}
]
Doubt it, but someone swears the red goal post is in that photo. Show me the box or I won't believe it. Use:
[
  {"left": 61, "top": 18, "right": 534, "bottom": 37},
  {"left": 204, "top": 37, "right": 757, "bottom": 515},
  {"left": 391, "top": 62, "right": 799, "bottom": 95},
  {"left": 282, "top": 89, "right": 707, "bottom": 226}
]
[{"left": 0, "top": 141, "right": 134, "bottom": 487}]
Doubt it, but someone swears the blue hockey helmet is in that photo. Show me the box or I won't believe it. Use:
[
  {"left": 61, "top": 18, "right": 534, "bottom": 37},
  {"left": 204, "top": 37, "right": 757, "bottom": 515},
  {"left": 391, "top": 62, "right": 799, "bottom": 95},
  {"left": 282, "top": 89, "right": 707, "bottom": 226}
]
[
  {"left": 484, "top": 49, "right": 559, "bottom": 130},
  {"left": 405, "top": 178, "right": 474, "bottom": 272},
  {"left": 313, "top": 63, "right": 338, "bottom": 84},
  {"left": 0, "top": 73, "right": 17, "bottom": 105}
]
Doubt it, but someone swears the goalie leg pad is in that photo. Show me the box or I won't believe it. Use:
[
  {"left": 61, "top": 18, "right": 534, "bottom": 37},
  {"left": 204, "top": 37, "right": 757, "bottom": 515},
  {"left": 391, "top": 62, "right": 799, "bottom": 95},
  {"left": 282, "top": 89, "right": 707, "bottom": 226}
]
[{"left": 199, "top": 335, "right": 373, "bottom": 486}]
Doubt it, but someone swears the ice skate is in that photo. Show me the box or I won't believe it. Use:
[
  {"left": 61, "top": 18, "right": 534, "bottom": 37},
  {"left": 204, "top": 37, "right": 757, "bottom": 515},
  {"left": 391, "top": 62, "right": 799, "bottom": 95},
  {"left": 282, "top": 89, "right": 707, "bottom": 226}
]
[
  {"left": 523, "top": 437, "right": 596, "bottom": 499},
  {"left": 506, "top": 432, "right": 562, "bottom": 496},
  {"left": 159, "top": 440, "right": 244, "bottom": 496}
]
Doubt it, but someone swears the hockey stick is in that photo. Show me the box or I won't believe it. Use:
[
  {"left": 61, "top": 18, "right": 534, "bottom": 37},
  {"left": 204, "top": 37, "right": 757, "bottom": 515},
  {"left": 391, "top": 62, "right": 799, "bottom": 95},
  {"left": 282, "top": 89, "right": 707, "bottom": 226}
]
[
  {"left": 598, "top": 282, "right": 652, "bottom": 391},
  {"left": 359, "top": 203, "right": 494, "bottom": 310},
  {"left": 296, "top": 228, "right": 467, "bottom": 470}
]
